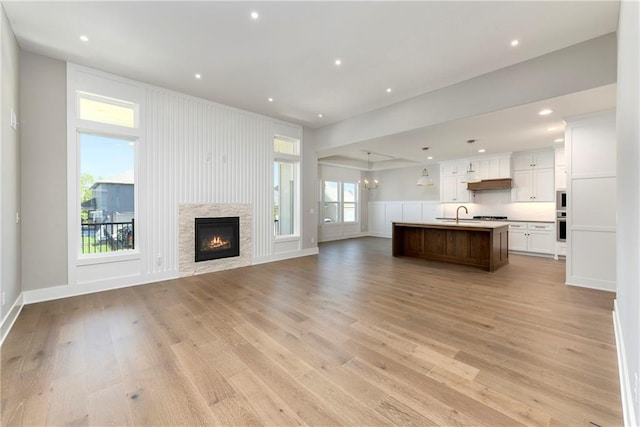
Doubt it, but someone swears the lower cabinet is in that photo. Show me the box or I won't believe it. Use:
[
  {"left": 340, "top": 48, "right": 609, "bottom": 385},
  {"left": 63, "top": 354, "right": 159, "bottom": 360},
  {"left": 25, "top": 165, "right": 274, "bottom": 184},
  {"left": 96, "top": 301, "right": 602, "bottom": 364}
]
[{"left": 508, "top": 222, "right": 555, "bottom": 255}]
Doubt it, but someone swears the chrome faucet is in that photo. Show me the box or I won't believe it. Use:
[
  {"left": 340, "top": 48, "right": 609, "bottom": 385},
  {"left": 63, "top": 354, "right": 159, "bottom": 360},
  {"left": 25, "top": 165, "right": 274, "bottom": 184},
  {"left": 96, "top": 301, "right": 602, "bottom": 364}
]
[{"left": 456, "top": 205, "right": 468, "bottom": 223}]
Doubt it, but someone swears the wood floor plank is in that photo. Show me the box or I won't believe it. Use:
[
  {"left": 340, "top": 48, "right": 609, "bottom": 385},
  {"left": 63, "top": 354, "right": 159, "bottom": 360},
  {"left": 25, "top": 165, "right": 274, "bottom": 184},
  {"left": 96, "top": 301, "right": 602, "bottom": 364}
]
[{"left": 0, "top": 237, "right": 622, "bottom": 426}]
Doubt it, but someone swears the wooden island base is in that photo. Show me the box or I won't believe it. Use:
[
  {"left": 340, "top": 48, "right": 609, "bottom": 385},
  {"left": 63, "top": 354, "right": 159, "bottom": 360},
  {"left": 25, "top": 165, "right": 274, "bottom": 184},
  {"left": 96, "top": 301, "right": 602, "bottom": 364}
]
[{"left": 392, "top": 221, "right": 509, "bottom": 271}]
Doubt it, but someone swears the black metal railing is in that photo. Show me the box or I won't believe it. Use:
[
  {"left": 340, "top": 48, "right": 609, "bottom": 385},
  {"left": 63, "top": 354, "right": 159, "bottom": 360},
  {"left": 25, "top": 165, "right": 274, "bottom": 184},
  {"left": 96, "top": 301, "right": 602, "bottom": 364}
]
[{"left": 81, "top": 219, "right": 135, "bottom": 254}]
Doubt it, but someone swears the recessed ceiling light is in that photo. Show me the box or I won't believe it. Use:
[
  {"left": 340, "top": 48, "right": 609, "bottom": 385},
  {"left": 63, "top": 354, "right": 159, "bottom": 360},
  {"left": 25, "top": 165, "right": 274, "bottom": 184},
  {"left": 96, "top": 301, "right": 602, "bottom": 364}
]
[
  {"left": 386, "top": 88, "right": 392, "bottom": 93},
  {"left": 427, "top": 156, "right": 433, "bottom": 160},
  {"left": 195, "top": 73, "right": 202, "bottom": 79},
  {"left": 547, "top": 127, "right": 557, "bottom": 132},
  {"left": 510, "top": 39, "right": 519, "bottom": 47},
  {"left": 251, "top": 11, "right": 259, "bottom": 20},
  {"left": 268, "top": 97, "right": 274, "bottom": 102},
  {"left": 478, "top": 149, "right": 486, "bottom": 153},
  {"left": 555, "top": 138, "right": 564, "bottom": 143},
  {"left": 80, "top": 35, "right": 89, "bottom": 42},
  {"left": 335, "top": 59, "right": 342, "bottom": 66},
  {"left": 538, "top": 109, "right": 553, "bottom": 116},
  {"left": 318, "top": 114, "right": 323, "bottom": 118}
]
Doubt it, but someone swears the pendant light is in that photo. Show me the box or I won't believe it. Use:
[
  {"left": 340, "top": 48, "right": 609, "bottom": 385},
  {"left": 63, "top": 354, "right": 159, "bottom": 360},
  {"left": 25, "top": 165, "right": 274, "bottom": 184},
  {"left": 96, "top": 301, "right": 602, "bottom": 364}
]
[
  {"left": 416, "top": 147, "right": 434, "bottom": 186},
  {"left": 360, "top": 152, "right": 379, "bottom": 190},
  {"left": 464, "top": 139, "right": 481, "bottom": 184}
]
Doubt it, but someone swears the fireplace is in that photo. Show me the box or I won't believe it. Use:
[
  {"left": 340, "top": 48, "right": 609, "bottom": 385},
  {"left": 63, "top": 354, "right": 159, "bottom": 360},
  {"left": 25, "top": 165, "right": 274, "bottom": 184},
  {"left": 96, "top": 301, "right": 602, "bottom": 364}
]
[{"left": 194, "top": 217, "right": 240, "bottom": 262}]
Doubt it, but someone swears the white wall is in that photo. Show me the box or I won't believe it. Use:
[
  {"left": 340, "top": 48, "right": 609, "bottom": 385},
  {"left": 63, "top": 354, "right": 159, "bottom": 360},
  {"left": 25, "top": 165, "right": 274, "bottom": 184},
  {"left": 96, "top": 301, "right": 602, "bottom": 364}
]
[
  {"left": 19, "top": 51, "right": 67, "bottom": 291},
  {"left": 367, "top": 165, "right": 440, "bottom": 203},
  {"left": 314, "top": 34, "right": 617, "bottom": 151},
  {"left": 615, "top": 1, "right": 640, "bottom": 425},
  {"left": 0, "top": 6, "right": 21, "bottom": 336}
]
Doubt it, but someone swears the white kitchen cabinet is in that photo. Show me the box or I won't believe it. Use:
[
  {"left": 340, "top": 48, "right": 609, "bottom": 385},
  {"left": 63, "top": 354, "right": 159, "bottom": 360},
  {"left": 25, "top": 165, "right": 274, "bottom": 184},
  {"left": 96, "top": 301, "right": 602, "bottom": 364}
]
[
  {"left": 513, "top": 150, "right": 554, "bottom": 171},
  {"left": 441, "top": 160, "right": 469, "bottom": 177},
  {"left": 512, "top": 150, "right": 555, "bottom": 202},
  {"left": 508, "top": 222, "right": 555, "bottom": 255},
  {"left": 477, "top": 155, "right": 511, "bottom": 179},
  {"left": 441, "top": 175, "right": 470, "bottom": 203},
  {"left": 556, "top": 165, "right": 567, "bottom": 189}
]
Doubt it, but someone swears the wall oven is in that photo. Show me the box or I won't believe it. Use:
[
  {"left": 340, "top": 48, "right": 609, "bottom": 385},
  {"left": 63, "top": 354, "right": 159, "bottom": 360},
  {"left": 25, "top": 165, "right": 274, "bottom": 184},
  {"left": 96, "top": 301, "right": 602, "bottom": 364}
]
[
  {"left": 556, "top": 190, "right": 567, "bottom": 211},
  {"left": 556, "top": 211, "right": 566, "bottom": 242}
]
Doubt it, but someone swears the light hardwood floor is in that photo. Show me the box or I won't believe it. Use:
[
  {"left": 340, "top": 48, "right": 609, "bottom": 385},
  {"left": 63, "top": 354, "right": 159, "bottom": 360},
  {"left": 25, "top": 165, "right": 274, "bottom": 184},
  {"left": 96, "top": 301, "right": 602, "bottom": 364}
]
[{"left": 1, "top": 237, "right": 622, "bottom": 426}]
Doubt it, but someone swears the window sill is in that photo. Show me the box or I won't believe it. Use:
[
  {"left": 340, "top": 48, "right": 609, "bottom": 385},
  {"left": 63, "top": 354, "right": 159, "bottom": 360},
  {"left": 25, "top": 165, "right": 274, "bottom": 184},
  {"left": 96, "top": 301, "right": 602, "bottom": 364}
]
[
  {"left": 77, "top": 250, "right": 140, "bottom": 266},
  {"left": 274, "top": 235, "right": 300, "bottom": 243}
]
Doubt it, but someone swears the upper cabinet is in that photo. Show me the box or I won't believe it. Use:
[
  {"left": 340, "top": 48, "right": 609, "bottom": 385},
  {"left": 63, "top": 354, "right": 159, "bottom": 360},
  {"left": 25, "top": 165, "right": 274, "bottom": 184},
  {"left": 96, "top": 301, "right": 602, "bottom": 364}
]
[
  {"left": 512, "top": 149, "right": 555, "bottom": 202},
  {"left": 441, "top": 160, "right": 469, "bottom": 177},
  {"left": 476, "top": 155, "right": 512, "bottom": 179}
]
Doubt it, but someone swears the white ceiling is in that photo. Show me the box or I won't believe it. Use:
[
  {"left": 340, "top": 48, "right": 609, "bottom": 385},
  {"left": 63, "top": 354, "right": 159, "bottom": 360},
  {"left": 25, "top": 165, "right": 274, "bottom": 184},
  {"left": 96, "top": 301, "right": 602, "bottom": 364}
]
[
  {"left": 318, "top": 84, "right": 617, "bottom": 170},
  {"left": 4, "top": 0, "right": 619, "bottom": 132}
]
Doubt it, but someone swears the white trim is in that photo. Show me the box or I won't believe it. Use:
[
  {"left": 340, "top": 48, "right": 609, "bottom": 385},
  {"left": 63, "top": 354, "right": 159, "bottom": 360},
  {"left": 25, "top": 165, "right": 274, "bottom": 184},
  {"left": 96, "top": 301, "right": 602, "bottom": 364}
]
[
  {"left": 252, "top": 247, "right": 319, "bottom": 265},
  {"left": 0, "top": 293, "right": 24, "bottom": 347},
  {"left": 22, "top": 271, "right": 178, "bottom": 305},
  {"left": 318, "top": 231, "right": 369, "bottom": 243},
  {"left": 565, "top": 278, "right": 616, "bottom": 292},
  {"left": 614, "top": 300, "right": 638, "bottom": 427}
]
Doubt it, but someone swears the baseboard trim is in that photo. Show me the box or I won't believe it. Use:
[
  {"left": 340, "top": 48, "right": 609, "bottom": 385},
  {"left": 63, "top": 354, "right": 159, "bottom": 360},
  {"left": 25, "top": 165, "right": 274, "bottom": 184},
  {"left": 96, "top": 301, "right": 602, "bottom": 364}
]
[
  {"left": 318, "top": 232, "right": 370, "bottom": 243},
  {"left": 565, "top": 280, "right": 616, "bottom": 293},
  {"left": 252, "top": 247, "right": 319, "bottom": 265},
  {"left": 23, "top": 271, "right": 179, "bottom": 305},
  {"left": 613, "top": 300, "right": 637, "bottom": 427},
  {"left": 1, "top": 293, "right": 24, "bottom": 347}
]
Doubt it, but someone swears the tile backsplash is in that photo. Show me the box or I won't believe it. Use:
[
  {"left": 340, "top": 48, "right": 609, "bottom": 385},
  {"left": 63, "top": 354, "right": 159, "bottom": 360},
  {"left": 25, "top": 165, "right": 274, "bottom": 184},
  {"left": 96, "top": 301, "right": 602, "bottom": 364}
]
[{"left": 442, "top": 190, "right": 555, "bottom": 221}]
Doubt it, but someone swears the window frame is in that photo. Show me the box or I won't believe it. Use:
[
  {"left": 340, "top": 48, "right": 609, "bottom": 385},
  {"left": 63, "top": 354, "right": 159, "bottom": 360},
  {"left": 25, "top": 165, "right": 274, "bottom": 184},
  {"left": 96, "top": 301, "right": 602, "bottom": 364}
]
[
  {"left": 273, "top": 135, "right": 301, "bottom": 239},
  {"left": 319, "top": 180, "right": 359, "bottom": 225}
]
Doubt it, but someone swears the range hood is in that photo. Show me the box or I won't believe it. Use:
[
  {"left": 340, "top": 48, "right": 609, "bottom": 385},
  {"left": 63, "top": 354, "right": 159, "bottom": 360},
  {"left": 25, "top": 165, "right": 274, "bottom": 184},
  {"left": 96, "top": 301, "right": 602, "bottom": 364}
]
[{"left": 467, "top": 178, "right": 512, "bottom": 191}]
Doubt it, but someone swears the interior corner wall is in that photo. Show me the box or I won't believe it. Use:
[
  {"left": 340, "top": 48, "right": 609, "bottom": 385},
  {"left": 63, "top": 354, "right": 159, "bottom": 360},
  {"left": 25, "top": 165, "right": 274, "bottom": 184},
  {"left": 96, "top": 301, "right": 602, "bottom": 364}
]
[
  {"left": 367, "top": 165, "right": 441, "bottom": 202},
  {"left": 19, "top": 51, "right": 67, "bottom": 291},
  {"left": 0, "top": 6, "right": 21, "bottom": 322},
  {"left": 301, "top": 126, "right": 318, "bottom": 249},
  {"left": 616, "top": 0, "right": 640, "bottom": 424}
]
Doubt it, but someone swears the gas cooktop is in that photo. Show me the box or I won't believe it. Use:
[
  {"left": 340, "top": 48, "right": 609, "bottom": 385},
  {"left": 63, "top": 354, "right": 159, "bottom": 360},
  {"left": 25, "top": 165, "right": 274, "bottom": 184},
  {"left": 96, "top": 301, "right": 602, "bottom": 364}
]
[{"left": 473, "top": 215, "right": 508, "bottom": 221}]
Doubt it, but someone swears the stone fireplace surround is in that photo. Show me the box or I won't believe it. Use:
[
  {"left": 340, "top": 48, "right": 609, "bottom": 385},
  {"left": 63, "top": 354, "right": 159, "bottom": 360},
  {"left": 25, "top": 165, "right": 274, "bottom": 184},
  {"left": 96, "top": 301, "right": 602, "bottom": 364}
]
[{"left": 179, "top": 204, "right": 252, "bottom": 276}]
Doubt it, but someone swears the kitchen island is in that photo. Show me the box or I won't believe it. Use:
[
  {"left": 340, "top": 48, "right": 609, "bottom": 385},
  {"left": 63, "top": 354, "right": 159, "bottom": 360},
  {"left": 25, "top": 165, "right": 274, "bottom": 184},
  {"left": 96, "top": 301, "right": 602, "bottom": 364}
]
[{"left": 392, "top": 220, "right": 509, "bottom": 271}]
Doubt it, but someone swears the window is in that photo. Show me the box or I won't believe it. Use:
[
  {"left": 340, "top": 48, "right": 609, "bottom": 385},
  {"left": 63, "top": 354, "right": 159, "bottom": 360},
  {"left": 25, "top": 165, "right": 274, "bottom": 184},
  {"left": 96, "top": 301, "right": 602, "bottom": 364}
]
[
  {"left": 79, "top": 133, "right": 136, "bottom": 254},
  {"left": 78, "top": 92, "right": 138, "bottom": 128},
  {"left": 320, "top": 180, "right": 358, "bottom": 223},
  {"left": 274, "top": 136, "right": 300, "bottom": 237}
]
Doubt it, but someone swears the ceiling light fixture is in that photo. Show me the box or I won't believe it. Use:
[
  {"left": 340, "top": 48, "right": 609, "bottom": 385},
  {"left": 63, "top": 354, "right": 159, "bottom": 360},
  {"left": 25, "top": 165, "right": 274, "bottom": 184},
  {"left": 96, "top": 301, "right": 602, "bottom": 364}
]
[
  {"left": 334, "top": 59, "right": 342, "bottom": 66},
  {"left": 359, "top": 152, "right": 379, "bottom": 190},
  {"left": 555, "top": 138, "right": 564, "bottom": 143},
  {"left": 547, "top": 127, "right": 557, "bottom": 132},
  {"left": 386, "top": 88, "right": 392, "bottom": 93},
  {"left": 510, "top": 39, "right": 519, "bottom": 47},
  {"left": 478, "top": 149, "right": 486, "bottom": 153},
  {"left": 268, "top": 97, "right": 274, "bottom": 102},
  {"left": 80, "top": 35, "right": 89, "bottom": 42},
  {"left": 464, "top": 139, "right": 481, "bottom": 184},
  {"left": 416, "top": 147, "right": 434, "bottom": 187},
  {"left": 427, "top": 156, "right": 433, "bottom": 160},
  {"left": 538, "top": 109, "right": 553, "bottom": 116},
  {"left": 318, "top": 114, "right": 323, "bottom": 118},
  {"left": 251, "top": 11, "right": 259, "bottom": 19},
  {"left": 195, "top": 73, "right": 202, "bottom": 79}
]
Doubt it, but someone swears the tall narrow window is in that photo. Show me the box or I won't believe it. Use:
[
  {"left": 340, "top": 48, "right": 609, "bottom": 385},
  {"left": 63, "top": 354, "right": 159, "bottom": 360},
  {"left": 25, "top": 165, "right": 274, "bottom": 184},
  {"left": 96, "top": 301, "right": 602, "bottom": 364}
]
[
  {"left": 322, "top": 181, "right": 339, "bottom": 223},
  {"left": 343, "top": 182, "right": 357, "bottom": 222},
  {"left": 274, "top": 136, "right": 300, "bottom": 237},
  {"left": 79, "top": 133, "right": 136, "bottom": 254}
]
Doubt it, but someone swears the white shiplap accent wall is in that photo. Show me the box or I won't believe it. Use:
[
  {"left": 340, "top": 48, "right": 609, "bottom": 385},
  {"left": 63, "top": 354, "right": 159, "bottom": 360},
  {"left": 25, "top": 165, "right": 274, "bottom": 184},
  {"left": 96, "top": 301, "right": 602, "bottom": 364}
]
[
  {"left": 65, "top": 64, "right": 302, "bottom": 293},
  {"left": 143, "top": 87, "right": 281, "bottom": 274}
]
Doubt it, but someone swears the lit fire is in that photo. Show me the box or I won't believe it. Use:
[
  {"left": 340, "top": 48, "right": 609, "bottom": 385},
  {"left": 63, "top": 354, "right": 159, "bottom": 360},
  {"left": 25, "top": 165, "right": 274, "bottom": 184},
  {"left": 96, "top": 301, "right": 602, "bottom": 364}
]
[{"left": 202, "top": 235, "right": 231, "bottom": 251}]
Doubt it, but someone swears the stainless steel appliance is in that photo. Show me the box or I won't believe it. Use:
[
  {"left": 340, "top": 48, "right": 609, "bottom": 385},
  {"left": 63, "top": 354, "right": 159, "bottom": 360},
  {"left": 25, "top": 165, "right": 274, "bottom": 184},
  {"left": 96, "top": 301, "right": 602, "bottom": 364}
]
[
  {"left": 556, "top": 211, "right": 566, "bottom": 242},
  {"left": 556, "top": 190, "right": 567, "bottom": 211}
]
